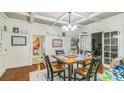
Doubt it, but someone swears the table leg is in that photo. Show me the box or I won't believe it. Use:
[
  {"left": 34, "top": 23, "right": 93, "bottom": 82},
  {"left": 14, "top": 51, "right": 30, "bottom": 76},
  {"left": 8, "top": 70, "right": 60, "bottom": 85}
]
[{"left": 68, "top": 64, "right": 72, "bottom": 81}]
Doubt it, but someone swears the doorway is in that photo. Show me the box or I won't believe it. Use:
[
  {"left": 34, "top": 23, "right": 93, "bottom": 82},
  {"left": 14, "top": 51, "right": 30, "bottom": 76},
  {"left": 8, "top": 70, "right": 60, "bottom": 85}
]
[
  {"left": 92, "top": 32, "right": 102, "bottom": 56},
  {"left": 32, "top": 35, "right": 45, "bottom": 65}
]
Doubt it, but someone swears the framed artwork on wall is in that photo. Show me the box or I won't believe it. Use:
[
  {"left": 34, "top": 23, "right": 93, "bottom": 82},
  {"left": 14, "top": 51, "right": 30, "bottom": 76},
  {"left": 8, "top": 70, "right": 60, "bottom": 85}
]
[
  {"left": 33, "top": 35, "right": 42, "bottom": 56},
  {"left": 4, "top": 26, "right": 7, "bottom": 32},
  {"left": 52, "top": 39, "right": 62, "bottom": 47},
  {"left": 11, "top": 36, "right": 27, "bottom": 46},
  {"left": 13, "top": 27, "right": 19, "bottom": 33}
]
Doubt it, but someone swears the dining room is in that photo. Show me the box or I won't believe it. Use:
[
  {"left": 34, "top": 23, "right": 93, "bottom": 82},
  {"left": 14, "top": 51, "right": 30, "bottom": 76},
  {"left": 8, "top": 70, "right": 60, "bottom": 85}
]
[
  {"left": 1, "top": 0, "right": 124, "bottom": 93},
  {"left": 0, "top": 12, "right": 124, "bottom": 81}
]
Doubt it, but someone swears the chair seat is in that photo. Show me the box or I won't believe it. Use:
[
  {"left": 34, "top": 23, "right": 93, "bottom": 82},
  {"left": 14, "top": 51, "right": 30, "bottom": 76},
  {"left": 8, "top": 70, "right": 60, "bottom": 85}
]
[
  {"left": 78, "top": 60, "right": 91, "bottom": 64},
  {"left": 75, "top": 67, "right": 88, "bottom": 76},
  {"left": 83, "top": 60, "right": 91, "bottom": 66},
  {"left": 78, "top": 57, "right": 92, "bottom": 66},
  {"left": 51, "top": 61, "right": 58, "bottom": 64},
  {"left": 52, "top": 63, "right": 60, "bottom": 67},
  {"left": 52, "top": 64, "right": 65, "bottom": 73}
]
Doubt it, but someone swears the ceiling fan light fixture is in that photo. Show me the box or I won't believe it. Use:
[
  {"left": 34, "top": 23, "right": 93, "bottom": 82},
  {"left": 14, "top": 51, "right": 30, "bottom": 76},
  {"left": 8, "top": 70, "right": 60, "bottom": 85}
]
[
  {"left": 62, "top": 12, "right": 77, "bottom": 31},
  {"left": 73, "top": 25, "right": 77, "bottom": 30},
  {"left": 68, "top": 24, "right": 72, "bottom": 29}
]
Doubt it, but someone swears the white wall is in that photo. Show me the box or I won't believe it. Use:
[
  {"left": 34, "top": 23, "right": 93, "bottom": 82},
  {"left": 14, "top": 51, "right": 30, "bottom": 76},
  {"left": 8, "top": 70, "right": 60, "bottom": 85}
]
[
  {"left": 4, "top": 32, "right": 31, "bottom": 68},
  {"left": 3, "top": 18, "right": 80, "bottom": 68},
  {"left": 1, "top": 12, "right": 124, "bottom": 74},
  {"left": 79, "top": 13, "right": 124, "bottom": 57},
  {"left": 0, "top": 14, "right": 6, "bottom": 76},
  {"left": 1, "top": 12, "right": 124, "bottom": 71}
]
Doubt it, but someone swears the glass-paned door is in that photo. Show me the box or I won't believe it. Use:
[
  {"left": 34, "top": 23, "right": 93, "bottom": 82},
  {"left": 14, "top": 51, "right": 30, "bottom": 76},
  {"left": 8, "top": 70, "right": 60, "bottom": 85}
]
[
  {"left": 79, "top": 34, "right": 89, "bottom": 51},
  {"left": 103, "top": 31, "right": 118, "bottom": 67}
]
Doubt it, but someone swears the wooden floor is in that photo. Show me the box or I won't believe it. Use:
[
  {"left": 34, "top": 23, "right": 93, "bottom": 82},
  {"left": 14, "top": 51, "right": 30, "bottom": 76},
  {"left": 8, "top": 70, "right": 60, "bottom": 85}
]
[
  {"left": 0, "top": 62, "right": 103, "bottom": 81},
  {"left": 0, "top": 63, "right": 45, "bottom": 81}
]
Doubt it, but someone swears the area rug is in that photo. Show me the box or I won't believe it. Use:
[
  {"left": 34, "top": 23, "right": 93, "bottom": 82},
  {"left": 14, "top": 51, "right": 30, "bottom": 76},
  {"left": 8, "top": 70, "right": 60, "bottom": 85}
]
[
  {"left": 29, "top": 69, "right": 102, "bottom": 81},
  {"left": 29, "top": 69, "right": 64, "bottom": 81}
]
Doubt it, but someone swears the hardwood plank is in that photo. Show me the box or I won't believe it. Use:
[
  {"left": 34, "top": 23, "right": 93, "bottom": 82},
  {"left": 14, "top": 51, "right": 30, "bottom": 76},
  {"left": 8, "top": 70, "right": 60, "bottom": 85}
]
[{"left": 0, "top": 63, "right": 45, "bottom": 81}]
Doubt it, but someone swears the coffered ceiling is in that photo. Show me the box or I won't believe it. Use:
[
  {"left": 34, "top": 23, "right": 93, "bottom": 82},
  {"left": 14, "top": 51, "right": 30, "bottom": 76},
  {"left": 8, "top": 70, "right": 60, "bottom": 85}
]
[{"left": 3, "top": 12, "right": 122, "bottom": 27}]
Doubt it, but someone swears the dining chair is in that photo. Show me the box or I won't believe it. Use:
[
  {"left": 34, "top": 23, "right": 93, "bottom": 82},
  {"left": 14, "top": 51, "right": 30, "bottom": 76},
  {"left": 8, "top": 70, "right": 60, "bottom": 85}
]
[
  {"left": 74, "top": 57, "right": 101, "bottom": 81},
  {"left": 43, "top": 53, "right": 59, "bottom": 80},
  {"left": 44, "top": 55, "right": 65, "bottom": 81},
  {"left": 55, "top": 50, "right": 65, "bottom": 55},
  {"left": 85, "top": 50, "right": 94, "bottom": 56},
  {"left": 77, "top": 55, "right": 92, "bottom": 68},
  {"left": 55, "top": 50, "right": 66, "bottom": 67},
  {"left": 76, "top": 50, "right": 93, "bottom": 68},
  {"left": 79, "top": 49, "right": 84, "bottom": 54}
]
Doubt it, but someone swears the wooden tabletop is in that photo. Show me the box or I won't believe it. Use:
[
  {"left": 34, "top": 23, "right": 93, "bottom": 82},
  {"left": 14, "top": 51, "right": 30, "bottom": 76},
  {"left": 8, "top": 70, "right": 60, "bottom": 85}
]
[
  {"left": 61, "top": 59, "right": 78, "bottom": 65},
  {"left": 52, "top": 55, "right": 85, "bottom": 65}
]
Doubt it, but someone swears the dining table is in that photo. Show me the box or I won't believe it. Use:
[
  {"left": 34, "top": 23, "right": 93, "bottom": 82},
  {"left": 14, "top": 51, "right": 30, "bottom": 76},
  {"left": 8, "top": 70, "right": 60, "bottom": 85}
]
[{"left": 52, "top": 54, "right": 86, "bottom": 81}]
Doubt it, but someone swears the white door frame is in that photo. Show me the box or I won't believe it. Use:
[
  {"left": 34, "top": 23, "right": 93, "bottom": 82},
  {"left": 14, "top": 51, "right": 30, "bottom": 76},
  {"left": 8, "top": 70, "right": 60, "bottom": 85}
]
[
  {"left": 30, "top": 34, "right": 45, "bottom": 65},
  {"left": 90, "top": 31, "right": 104, "bottom": 68},
  {"left": 90, "top": 27, "right": 121, "bottom": 68}
]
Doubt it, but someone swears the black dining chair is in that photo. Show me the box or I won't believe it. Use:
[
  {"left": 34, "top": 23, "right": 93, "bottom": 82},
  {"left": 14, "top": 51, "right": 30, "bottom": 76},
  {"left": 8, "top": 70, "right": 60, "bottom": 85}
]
[
  {"left": 44, "top": 54, "right": 65, "bottom": 81},
  {"left": 76, "top": 54, "right": 92, "bottom": 69},
  {"left": 55, "top": 50, "right": 65, "bottom": 66},
  {"left": 55, "top": 50, "right": 65, "bottom": 55},
  {"left": 74, "top": 57, "right": 101, "bottom": 81},
  {"left": 85, "top": 50, "right": 94, "bottom": 56},
  {"left": 76, "top": 50, "right": 94, "bottom": 68},
  {"left": 43, "top": 53, "right": 50, "bottom": 80},
  {"left": 80, "top": 49, "right": 84, "bottom": 55},
  {"left": 43, "top": 53, "right": 59, "bottom": 80}
]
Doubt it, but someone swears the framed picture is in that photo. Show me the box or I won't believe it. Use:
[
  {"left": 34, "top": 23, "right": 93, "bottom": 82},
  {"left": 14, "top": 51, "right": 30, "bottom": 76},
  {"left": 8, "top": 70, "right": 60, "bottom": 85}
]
[
  {"left": 4, "top": 26, "right": 7, "bottom": 32},
  {"left": 52, "top": 39, "right": 62, "bottom": 47},
  {"left": 11, "top": 36, "right": 26, "bottom": 46},
  {"left": 13, "top": 27, "right": 19, "bottom": 33},
  {"left": 33, "top": 35, "right": 42, "bottom": 56}
]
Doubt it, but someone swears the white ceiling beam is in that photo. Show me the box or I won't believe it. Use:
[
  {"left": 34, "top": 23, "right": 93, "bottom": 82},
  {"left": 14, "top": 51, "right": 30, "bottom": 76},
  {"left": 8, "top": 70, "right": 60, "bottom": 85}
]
[
  {"left": 14, "top": 12, "right": 30, "bottom": 16},
  {"left": 74, "top": 12, "right": 105, "bottom": 24},
  {"left": 72, "top": 12, "right": 86, "bottom": 18},
  {"left": 0, "top": 12, "right": 8, "bottom": 20},
  {"left": 89, "top": 12, "right": 105, "bottom": 18},
  {"left": 72, "top": 12, "right": 102, "bottom": 24},
  {"left": 51, "top": 12, "right": 67, "bottom": 26},
  {"left": 89, "top": 17, "right": 101, "bottom": 22},
  {"left": 75, "top": 18, "right": 87, "bottom": 24},
  {"left": 88, "top": 12, "right": 105, "bottom": 22},
  {"left": 90, "top": 12, "right": 105, "bottom": 17},
  {"left": 30, "top": 12, "right": 35, "bottom": 23},
  {"left": 35, "top": 14, "right": 68, "bottom": 25},
  {"left": 9, "top": 12, "right": 68, "bottom": 25},
  {"left": 77, "top": 24, "right": 84, "bottom": 27}
]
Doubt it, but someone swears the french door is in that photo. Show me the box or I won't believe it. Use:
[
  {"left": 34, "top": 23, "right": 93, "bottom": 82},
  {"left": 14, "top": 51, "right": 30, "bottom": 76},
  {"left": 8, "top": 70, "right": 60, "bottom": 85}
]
[{"left": 103, "top": 31, "right": 118, "bottom": 68}]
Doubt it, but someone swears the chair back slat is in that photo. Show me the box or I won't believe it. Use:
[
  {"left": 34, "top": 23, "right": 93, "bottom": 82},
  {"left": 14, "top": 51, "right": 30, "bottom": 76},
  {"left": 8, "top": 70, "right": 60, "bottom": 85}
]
[
  {"left": 43, "top": 53, "right": 53, "bottom": 72},
  {"left": 85, "top": 50, "right": 94, "bottom": 56},
  {"left": 43, "top": 53, "right": 49, "bottom": 71},
  {"left": 56, "top": 50, "right": 64, "bottom": 55},
  {"left": 80, "top": 50, "right": 84, "bottom": 54},
  {"left": 87, "top": 57, "right": 101, "bottom": 80}
]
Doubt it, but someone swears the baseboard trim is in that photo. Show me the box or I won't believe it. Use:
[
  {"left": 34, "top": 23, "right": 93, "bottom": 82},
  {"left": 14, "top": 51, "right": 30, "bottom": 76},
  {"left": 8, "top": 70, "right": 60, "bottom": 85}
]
[
  {"left": 0, "top": 68, "right": 6, "bottom": 77},
  {"left": 5, "top": 63, "right": 32, "bottom": 69}
]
